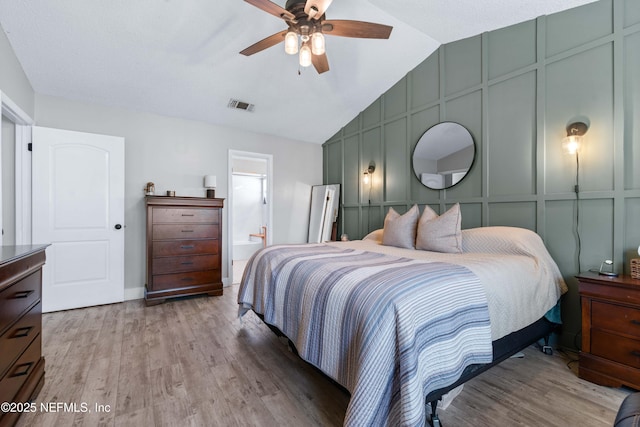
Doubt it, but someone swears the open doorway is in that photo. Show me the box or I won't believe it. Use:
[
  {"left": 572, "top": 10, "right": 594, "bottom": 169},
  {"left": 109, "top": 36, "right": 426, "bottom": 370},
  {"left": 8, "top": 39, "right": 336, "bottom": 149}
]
[
  {"left": 228, "top": 150, "right": 273, "bottom": 284},
  {"left": 1, "top": 92, "right": 34, "bottom": 247}
]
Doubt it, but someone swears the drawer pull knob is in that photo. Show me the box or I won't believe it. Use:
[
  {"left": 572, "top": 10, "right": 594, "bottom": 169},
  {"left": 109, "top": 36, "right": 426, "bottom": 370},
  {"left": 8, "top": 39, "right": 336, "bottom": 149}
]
[
  {"left": 181, "top": 214, "right": 195, "bottom": 216},
  {"left": 10, "top": 362, "right": 34, "bottom": 378},
  {"left": 181, "top": 262, "right": 194, "bottom": 265},
  {"left": 632, "top": 320, "right": 640, "bottom": 326},
  {"left": 182, "top": 230, "right": 194, "bottom": 233},
  {"left": 632, "top": 351, "right": 640, "bottom": 358},
  {"left": 13, "top": 290, "right": 34, "bottom": 299},
  {"left": 10, "top": 326, "right": 34, "bottom": 339},
  {"left": 180, "top": 245, "right": 195, "bottom": 249},
  {"left": 181, "top": 277, "right": 194, "bottom": 282}
]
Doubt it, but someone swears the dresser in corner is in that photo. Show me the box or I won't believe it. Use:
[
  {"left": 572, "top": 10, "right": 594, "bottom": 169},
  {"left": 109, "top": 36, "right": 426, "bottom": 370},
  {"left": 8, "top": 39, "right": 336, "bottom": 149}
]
[
  {"left": 145, "top": 196, "right": 224, "bottom": 305},
  {"left": 0, "top": 245, "right": 48, "bottom": 427}
]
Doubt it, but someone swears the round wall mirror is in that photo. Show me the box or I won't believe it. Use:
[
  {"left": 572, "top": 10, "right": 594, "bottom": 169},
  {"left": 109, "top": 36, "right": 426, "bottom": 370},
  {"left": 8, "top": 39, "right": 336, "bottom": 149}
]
[{"left": 412, "top": 122, "right": 475, "bottom": 190}]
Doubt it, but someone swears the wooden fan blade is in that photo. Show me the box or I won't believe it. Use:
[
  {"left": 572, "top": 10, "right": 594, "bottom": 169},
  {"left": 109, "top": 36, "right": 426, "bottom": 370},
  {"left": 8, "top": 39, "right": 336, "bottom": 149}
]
[
  {"left": 322, "top": 20, "right": 393, "bottom": 39},
  {"left": 312, "top": 52, "right": 329, "bottom": 74},
  {"left": 304, "top": 0, "right": 333, "bottom": 19},
  {"left": 244, "top": 0, "right": 296, "bottom": 22},
  {"left": 240, "top": 30, "right": 288, "bottom": 56}
]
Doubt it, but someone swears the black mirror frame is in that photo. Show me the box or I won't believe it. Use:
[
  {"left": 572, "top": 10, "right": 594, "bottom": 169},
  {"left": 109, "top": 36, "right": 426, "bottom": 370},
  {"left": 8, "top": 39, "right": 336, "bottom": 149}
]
[{"left": 411, "top": 121, "right": 476, "bottom": 190}]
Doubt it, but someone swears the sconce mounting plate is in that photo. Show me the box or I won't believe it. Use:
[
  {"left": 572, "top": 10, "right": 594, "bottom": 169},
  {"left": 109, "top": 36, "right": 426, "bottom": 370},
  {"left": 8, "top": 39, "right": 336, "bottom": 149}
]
[
  {"left": 566, "top": 122, "right": 588, "bottom": 136},
  {"left": 367, "top": 161, "right": 376, "bottom": 174}
]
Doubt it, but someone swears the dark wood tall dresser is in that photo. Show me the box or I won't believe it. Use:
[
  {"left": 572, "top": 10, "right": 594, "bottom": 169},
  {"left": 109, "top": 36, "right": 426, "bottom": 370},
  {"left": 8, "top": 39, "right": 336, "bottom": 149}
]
[
  {"left": 145, "top": 196, "right": 224, "bottom": 305},
  {"left": 0, "top": 245, "right": 47, "bottom": 427}
]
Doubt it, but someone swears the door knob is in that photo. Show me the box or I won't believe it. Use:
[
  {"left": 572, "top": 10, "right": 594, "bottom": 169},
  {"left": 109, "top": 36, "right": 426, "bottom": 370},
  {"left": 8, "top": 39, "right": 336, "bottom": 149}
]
[{"left": 115, "top": 224, "right": 122, "bottom": 230}]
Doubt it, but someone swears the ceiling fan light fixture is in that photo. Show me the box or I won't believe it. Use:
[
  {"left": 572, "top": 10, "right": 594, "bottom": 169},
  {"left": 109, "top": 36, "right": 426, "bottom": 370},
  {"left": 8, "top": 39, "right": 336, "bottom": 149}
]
[
  {"left": 300, "top": 25, "right": 310, "bottom": 42},
  {"left": 284, "top": 31, "right": 298, "bottom": 55},
  {"left": 311, "top": 32, "right": 325, "bottom": 55},
  {"left": 299, "top": 43, "right": 312, "bottom": 67}
]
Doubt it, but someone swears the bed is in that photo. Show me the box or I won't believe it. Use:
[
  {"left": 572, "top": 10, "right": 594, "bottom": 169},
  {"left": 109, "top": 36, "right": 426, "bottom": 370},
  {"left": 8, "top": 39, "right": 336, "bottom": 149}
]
[{"left": 237, "top": 225, "right": 567, "bottom": 427}]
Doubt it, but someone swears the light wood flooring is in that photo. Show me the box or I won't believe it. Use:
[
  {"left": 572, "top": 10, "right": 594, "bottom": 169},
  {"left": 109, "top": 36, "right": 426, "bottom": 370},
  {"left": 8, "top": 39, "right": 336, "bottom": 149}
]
[{"left": 17, "top": 285, "right": 629, "bottom": 427}]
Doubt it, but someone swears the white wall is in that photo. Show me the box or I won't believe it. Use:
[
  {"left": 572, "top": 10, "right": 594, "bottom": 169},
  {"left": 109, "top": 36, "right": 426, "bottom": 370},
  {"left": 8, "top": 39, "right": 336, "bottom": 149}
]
[
  {"left": 0, "top": 25, "right": 34, "bottom": 117},
  {"left": 34, "top": 94, "right": 322, "bottom": 295}
]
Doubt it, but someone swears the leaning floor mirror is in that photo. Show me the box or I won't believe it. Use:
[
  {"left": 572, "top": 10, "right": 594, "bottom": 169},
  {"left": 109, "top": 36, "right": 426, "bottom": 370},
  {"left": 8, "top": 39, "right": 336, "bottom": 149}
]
[{"left": 308, "top": 184, "right": 340, "bottom": 243}]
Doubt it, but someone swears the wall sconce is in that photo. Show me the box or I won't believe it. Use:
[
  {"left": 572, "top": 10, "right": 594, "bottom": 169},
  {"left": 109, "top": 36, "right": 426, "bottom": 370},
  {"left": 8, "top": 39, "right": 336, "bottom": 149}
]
[
  {"left": 563, "top": 119, "right": 589, "bottom": 273},
  {"left": 363, "top": 162, "right": 376, "bottom": 185},
  {"left": 203, "top": 175, "right": 217, "bottom": 198},
  {"left": 562, "top": 121, "right": 588, "bottom": 155}
]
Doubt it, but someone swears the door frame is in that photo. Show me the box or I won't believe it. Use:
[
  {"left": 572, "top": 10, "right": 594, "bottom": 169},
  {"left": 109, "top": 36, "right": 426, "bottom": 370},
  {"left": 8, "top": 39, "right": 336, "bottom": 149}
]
[
  {"left": 0, "top": 91, "right": 34, "bottom": 246},
  {"left": 227, "top": 150, "right": 273, "bottom": 284}
]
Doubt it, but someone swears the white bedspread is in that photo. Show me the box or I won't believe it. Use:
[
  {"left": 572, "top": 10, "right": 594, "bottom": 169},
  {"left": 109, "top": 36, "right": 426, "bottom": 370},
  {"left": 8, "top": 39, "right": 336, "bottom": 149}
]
[{"left": 346, "top": 226, "right": 567, "bottom": 340}]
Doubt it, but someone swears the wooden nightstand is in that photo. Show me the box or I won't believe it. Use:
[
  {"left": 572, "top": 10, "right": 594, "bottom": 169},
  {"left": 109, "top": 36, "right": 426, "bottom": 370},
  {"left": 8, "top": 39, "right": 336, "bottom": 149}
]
[{"left": 578, "top": 272, "right": 640, "bottom": 389}]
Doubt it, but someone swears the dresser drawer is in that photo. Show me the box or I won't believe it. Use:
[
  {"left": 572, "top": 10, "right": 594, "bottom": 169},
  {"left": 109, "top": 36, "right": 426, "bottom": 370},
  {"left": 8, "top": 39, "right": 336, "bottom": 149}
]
[
  {"left": 0, "top": 272, "right": 41, "bottom": 336},
  {"left": 152, "top": 254, "right": 219, "bottom": 275},
  {"left": 151, "top": 270, "right": 221, "bottom": 291},
  {"left": 591, "top": 329, "right": 640, "bottom": 369},
  {"left": 0, "top": 334, "right": 41, "bottom": 404},
  {"left": 0, "top": 303, "right": 41, "bottom": 379},
  {"left": 152, "top": 240, "right": 218, "bottom": 257},
  {"left": 592, "top": 300, "right": 640, "bottom": 339},
  {"left": 153, "top": 224, "right": 218, "bottom": 240},
  {"left": 152, "top": 208, "right": 219, "bottom": 224}
]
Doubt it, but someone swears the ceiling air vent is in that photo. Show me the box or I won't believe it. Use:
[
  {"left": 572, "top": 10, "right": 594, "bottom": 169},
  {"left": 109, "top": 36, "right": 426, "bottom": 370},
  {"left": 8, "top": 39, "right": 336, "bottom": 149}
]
[{"left": 228, "top": 99, "right": 255, "bottom": 112}]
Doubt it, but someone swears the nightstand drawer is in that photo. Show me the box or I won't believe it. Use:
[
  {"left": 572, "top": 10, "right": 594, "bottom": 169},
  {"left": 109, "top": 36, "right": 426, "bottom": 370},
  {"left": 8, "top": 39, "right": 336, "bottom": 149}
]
[
  {"left": 152, "top": 254, "right": 218, "bottom": 275},
  {"left": 153, "top": 224, "right": 218, "bottom": 240},
  {"left": 592, "top": 300, "right": 640, "bottom": 339},
  {"left": 591, "top": 329, "right": 640, "bottom": 369},
  {"left": 0, "top": 303, "right": 41, "bottom": 379},
  {"left": 152, "top": 208, "right": 219, "bottom": 224}
]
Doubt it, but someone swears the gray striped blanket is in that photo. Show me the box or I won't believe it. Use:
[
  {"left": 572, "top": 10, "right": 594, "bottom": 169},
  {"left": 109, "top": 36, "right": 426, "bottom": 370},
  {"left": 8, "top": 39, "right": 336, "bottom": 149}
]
[{"left": 237, "top": 244, "right": 492, "bottom": 427}]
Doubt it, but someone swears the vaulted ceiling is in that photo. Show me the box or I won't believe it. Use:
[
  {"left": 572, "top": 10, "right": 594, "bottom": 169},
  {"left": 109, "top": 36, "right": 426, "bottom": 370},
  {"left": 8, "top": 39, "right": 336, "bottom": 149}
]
[{"left": 0, "top": 0, "right": 596, "bottom": 144}]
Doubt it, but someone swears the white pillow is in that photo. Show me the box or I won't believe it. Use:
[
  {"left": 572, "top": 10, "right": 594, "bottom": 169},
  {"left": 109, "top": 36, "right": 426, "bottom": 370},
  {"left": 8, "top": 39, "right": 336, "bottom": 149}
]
[
  {"left": 415, "top": 203, "right": 462, "bottom": 253},
  {"left": 362, "top": 229, "right": 383, "bottom": 243},
  {"left": 382, "top": 204, "right": 419, "bottom": 249}
]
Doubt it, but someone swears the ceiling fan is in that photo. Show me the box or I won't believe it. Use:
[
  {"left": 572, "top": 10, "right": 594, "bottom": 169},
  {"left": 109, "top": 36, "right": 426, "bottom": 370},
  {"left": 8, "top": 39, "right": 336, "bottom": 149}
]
[{"left": 240, "top": 0, "right": 393, "bottom": 74}]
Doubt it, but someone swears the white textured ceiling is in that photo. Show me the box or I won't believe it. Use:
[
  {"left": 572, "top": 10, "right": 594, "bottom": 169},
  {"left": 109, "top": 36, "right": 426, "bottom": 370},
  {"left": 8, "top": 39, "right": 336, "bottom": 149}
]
[{"left": 0, "top": 0, "right": 597, "bottom": 144}]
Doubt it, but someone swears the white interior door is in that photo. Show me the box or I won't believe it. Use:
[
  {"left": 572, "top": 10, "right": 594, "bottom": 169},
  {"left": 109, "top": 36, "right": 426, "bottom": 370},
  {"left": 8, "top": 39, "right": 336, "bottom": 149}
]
[{"left": 32, "top": 126, "right": 125, "bottom": 312}]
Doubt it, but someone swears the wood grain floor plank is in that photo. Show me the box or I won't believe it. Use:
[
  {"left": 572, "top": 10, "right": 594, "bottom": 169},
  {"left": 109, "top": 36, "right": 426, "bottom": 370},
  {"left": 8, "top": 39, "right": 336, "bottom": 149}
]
[{"left": 14, "top": 284, "right": 630, "bottom": 427}]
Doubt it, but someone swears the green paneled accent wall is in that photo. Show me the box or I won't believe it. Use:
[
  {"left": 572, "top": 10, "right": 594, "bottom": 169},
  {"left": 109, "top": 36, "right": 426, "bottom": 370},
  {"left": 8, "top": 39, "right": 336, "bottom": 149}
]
[{"left": 323, "top": 0, "right": 640, "bottom": 349}]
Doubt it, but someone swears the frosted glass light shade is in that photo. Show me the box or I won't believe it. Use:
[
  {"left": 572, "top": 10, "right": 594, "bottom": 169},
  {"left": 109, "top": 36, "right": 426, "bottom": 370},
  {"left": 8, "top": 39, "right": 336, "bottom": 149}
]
[
  {"left": 311, "top": 32, "right": 325, "bottom": 55},
  {"left": 204, "top": 175, "right": 217, "bottom": 188},
  {"left": 284, "top": 31, "right": 298, "bottom": 55},
  {"left": 299, "top": 44, "right": 312, "bottom": 67}
]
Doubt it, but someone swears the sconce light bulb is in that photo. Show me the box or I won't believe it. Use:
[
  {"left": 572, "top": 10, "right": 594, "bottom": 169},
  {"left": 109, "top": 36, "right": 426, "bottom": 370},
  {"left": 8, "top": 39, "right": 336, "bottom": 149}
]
[
  {"left": 562, "top": 135, "right": 580, "bottom": 155},
  {"left": 363, "top": 172, "right": 370, "bottom": 185}
]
